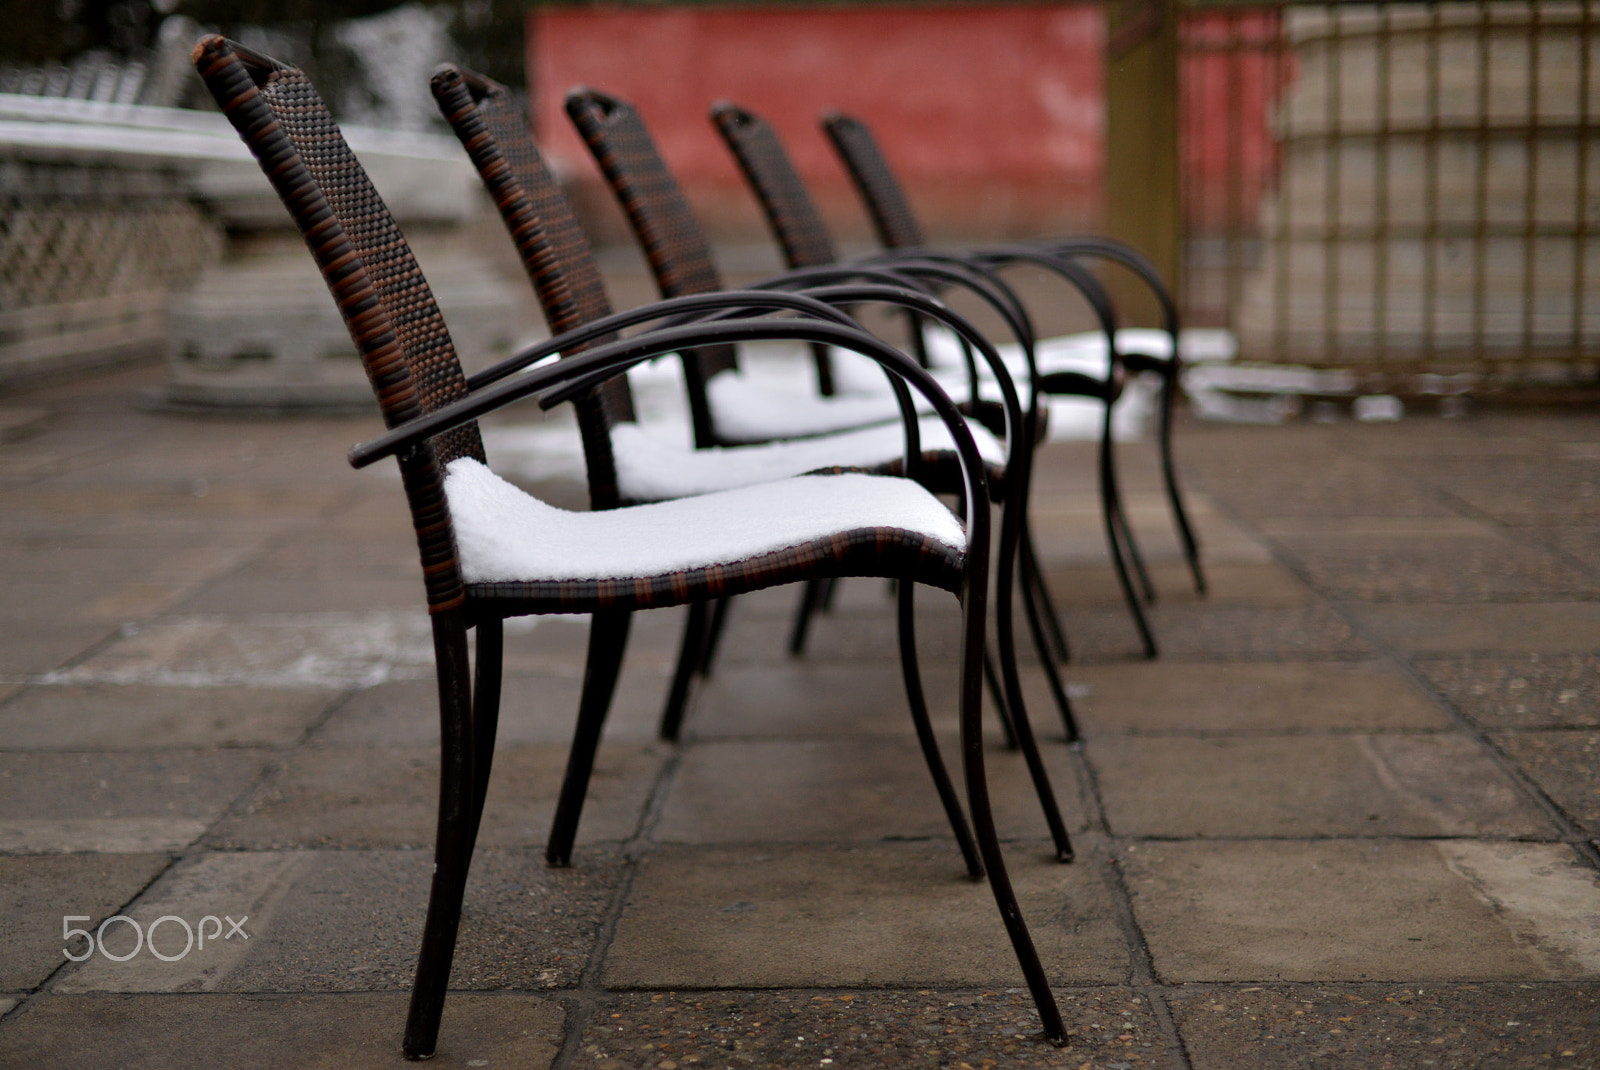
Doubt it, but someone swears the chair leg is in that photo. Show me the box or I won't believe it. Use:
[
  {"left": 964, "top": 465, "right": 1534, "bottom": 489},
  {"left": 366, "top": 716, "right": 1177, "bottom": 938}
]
[
  {"left": 1099, "top": 409, "right": 1159, "bottom": 659},
  {"left": 995, "top": 486, "right": 1076, "bottom": 862},
  {"left": 1158, "top": 363, "right": 1206, "bottom": 596},
  {"left": 787, "top": 578, "right": 830, "bottom": 656},
  {"left": 1014, "top": 549, "right": 1083, "bottom": 743},
  {"left": 1019, "top": 518, "right": 1071, "bottom": 663},
  {"left": 897, "top": 582, "right": 984, "bottom": 878},
  {"left": 698, "top": 596, "right": 733, "bottom": 676},
  {"left": 982, "top": 645, "right": 1019, "bottom": 750},
  {"left": 660, "top": 601, "right": 711, "bottom": 741},
  {"left": 403, "top": 607, "right": 476, "bottom": 1061},
  {"left": 547, "top": 609, "right": 633, "bottom": 866},
  {"left": 955, "top": 592, "right": 1068, "bottom": 1046},
  {"left": 466, "top": 617, "right": 504, "bottom": 855}
]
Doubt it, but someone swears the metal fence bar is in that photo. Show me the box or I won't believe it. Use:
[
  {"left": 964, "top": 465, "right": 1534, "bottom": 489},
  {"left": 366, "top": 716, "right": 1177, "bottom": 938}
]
[{"left": 1178, "top": 0, "right": 1597, "bottom": 383}]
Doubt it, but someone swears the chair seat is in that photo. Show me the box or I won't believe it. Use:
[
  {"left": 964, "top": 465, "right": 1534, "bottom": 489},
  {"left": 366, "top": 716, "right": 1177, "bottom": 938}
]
[
  {"left": 705, "top": 368, "right": 937, "bottom": 443},
  {"left": 446, "top": 459, "right": 967, "bottom": 608},
  {"left": 610, "top": 416, "right": 1005, "bottom": 502}
]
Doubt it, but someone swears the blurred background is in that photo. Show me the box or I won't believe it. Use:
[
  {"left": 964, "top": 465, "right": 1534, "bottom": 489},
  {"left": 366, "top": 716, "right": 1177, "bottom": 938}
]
[{"left": 1, "top": 1, "right": 1595, "bottom": 408}]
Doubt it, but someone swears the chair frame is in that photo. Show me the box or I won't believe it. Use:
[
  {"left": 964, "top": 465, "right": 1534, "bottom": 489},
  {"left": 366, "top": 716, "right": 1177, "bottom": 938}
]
[
  {"left": 193, "top": 36, "right": 1069, "bottom": 1057},
  {"left": 822, "top": 109, "right": 1207, "bottom": 599},
  {"left": 430, "top": 65, "right": 1073, "bottom": 866},
  {"left": 710, "top": 98, "right": 1159, "bottom": 693}
]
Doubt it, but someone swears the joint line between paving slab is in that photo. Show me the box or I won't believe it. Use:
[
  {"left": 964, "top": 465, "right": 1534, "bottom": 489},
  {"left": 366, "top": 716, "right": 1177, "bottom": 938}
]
[
  {"left": 1191, "top": 469, "right": 1600, "bottom": 873},
  {"left": 552, "top": 747, "right": 686, "bottom": 1069},
  {"left": 1099, "top": 845, "right": 1196, "bottom": 1069},
  {"left": 7, "top": 844, "right": 182, "bottom": 1023}
]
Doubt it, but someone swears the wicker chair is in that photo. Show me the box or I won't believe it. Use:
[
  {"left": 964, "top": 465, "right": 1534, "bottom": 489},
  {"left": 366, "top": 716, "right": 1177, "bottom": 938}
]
[
  {"left": 429, "top": 67, "right": 1075, "bottom": 874},
  {"left": 193, "top": 35, "right": 1067, "bottom": 1057},
  {"left": 821, "top": 110, "right": 1207, "bottom": 600},
  {"left": 563, "top": 87, "right": 1100, "bottom": 758},
  {"left": 709, "top": 99, "right": 1158, "bottom": 691}
]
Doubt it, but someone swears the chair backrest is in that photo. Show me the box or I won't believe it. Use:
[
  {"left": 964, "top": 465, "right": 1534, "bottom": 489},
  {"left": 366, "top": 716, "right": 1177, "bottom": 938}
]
[
  {"left": 563, "top": 86, "right": 736, "bottom": 444},
  {"left": 192, "top": 34, "right": 475, "bottom": 611},
  {"left": 708, "top": 101, "right": 845, "bottom": 394},
  {"left": 820, "top": 112, "right": 928, "bottom": 250},
  {"left": 429, "top": 63, "right": 635, "bottom": 507},
  {"left": 710, "top": 101, "right": 839, "bottom": 271}
]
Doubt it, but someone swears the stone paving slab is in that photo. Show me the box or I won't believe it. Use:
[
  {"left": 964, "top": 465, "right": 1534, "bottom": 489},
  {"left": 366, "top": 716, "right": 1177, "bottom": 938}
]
[
  {"left": 0, "top": 853, "right": 171, "bottom": 991},
  {"left": 1261, "top": 529, "right": 1600, "bottom": 602},
  {"left": 0, "top": 616, "right": 120, "bottom": 676},
  {"left": 1060, "top": 603, "right": 1374, "bottom": 664},
  {"left": 655, "top": 737, "right": 1089, "bottom": 846},
  {"left": 207, "top": 742, "right": 666, "bottom": 850},
  {"left": 1489, "top": 731, "right": 1600, "bottom": 836},
  {"left": 571, "top": 988, "right": 1165, "bottom": 1069},
  {"left": 0, "top": 750, "right": 269, "bottom": 853},
  {"left": 604, "top": 841, "right": 1130, "bottom": 990},
  {"left": 1411, "top": 653, "right": 1600, "bottom": 729},
  {"left": 1041, "top": 561, "right": 1308, "bottom": 610},
  {"left": 1069, "top": 659, "right": 1448, "bottom": 734},
  {"left": 1089, "top": 732, "right": 1551, "bottom": 839},
  {"left": 1168, "top": 982, "right": 1600, "bottom": 1070},
  {"left": 1122, "top": 840, "right": 1600, "bottom": 983},
  {"left": 56, "top": 848, "right": 619, "bottom": 994},
  {"left": 683, "top": 662, "right": 947, "bottom": 740},
  {"left": 0, "top": 683, "right": 341, "bottom": 749},
  {"left": 0, "top": 992, "right": 564, "bottom": 1070},
  {"left": 318, "top": 668, "right": 675, "bottom": 746},
  {"left": 1342, "top": 603, "right": 1600, "bottom": 655},
  {"left": 1534, "top": 524, "right": 1600, "bottom": 575}
]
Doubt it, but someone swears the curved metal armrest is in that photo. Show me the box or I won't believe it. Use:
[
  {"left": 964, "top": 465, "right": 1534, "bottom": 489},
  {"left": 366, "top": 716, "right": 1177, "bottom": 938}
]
[
  {"left": 754, "top": 258, "right": 1036, "bottom": 412},
  {"left": 356, "top": 295, "right": 914, "bottom": 467},
  {"left": 1027, "top": 236, "right": 1179, "bottom": 342},
  {"left": 464, "top": 289, "right": 871, "bottom": 391},
  {"left": 550, "top": 281, "right": 1028, "bottom": 485},
  {"left": 351, "top": 317, "right": 994, "bottom": 566}
]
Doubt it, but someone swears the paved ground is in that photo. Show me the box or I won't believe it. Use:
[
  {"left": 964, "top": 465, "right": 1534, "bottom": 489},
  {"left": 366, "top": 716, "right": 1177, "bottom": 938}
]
[{"left": 1, "top": 363, "right": 1599, "bottom": 1068}]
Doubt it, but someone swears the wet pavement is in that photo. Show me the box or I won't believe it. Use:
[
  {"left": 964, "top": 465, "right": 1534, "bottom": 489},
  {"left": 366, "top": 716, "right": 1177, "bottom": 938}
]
[{"left": 2, "top": 364, "right": 1598, "bottom": 1068}]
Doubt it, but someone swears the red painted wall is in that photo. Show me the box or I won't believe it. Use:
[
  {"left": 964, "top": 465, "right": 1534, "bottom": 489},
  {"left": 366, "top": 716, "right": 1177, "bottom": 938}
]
[{"left": 529, "top": 4, "right": 1106, "bottom": 243}]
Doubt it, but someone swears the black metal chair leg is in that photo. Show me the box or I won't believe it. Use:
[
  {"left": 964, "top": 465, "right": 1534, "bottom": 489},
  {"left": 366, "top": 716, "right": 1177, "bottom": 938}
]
[
  {"left": 982, "top": 645, "right": 1019, "bottom": 750},
  {"left": 660, "top": 601, "right": 711, "bottom": 741},
  {"left": 994, "top": 484, "right": 1076, "bottom": 861},
  {"left": 1019, "top": 516, "right": 1071, "bottom": 663},
  {"left": 548, "top": 609, "right": 633, "bottom": 866},
  {"left": 698, "top": 596, "right": 732, "bottom": 676},
  {"left": 1157, "top": 364, "right": 1206, "bottom": 596},
  {"left": 787, "top": 578, "right": 828, "bottom": 656},
  {"left": 404, "top": 608, "right": 476, "bottom": 1061},
  {"left": 897, "top": 583, "right": 984, "bottom": 878},
  {"left": 1099, "top": 410, "right": 1158, "bottom": 658},
  {"left": 955, "top": 590, "right": 1067, "bottom": 1046},
  {"left": 466, "top": 616, "right": 504, "bottom": 855},
  {"left": 1014, "top": 546, "right": 1082, "bottom": 743}
]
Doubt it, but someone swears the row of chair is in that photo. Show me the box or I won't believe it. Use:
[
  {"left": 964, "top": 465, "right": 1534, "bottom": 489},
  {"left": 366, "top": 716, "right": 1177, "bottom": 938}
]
[{"left": 190, "top": 33, "right": 1200, "bottom": 1060}]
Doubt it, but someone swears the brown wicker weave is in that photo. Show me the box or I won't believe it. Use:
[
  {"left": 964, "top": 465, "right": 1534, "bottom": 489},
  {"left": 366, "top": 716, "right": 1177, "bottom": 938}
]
[{"left": 193, "top": 35, "right": 1065, "bottom": 1058}]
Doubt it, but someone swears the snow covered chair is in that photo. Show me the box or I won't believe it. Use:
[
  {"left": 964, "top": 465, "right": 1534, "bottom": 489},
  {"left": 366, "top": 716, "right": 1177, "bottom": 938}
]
[
  {"left": 193, "top": 35, "right": 1067, "bottom": 1059},
  {"left": 821, "top": 110, "right": 1207, "bottom": 604},
  {"left": 560, "top": 86, "right": 1101, "bottom": 747},
  {"left": 709, "top": 99, "right": 1161, "bottom": 691}
]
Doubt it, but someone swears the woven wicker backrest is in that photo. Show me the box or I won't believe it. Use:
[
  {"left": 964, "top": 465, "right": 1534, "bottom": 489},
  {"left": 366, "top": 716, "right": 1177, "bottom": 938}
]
[
  {"left": 192, "top": 35, "right": 470, "bottom": 611},
  {"left": 821, "top": 112, "right": 927, "bottom": 250},
  {"left": 430, "top": 64, "right": 637, "bottom": 508},
  {"left": 564, "top": 87, "right": 736, "bottom": 444},
  {"left": 711, "top": 102, "right": 838, "bottom": 270}
]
